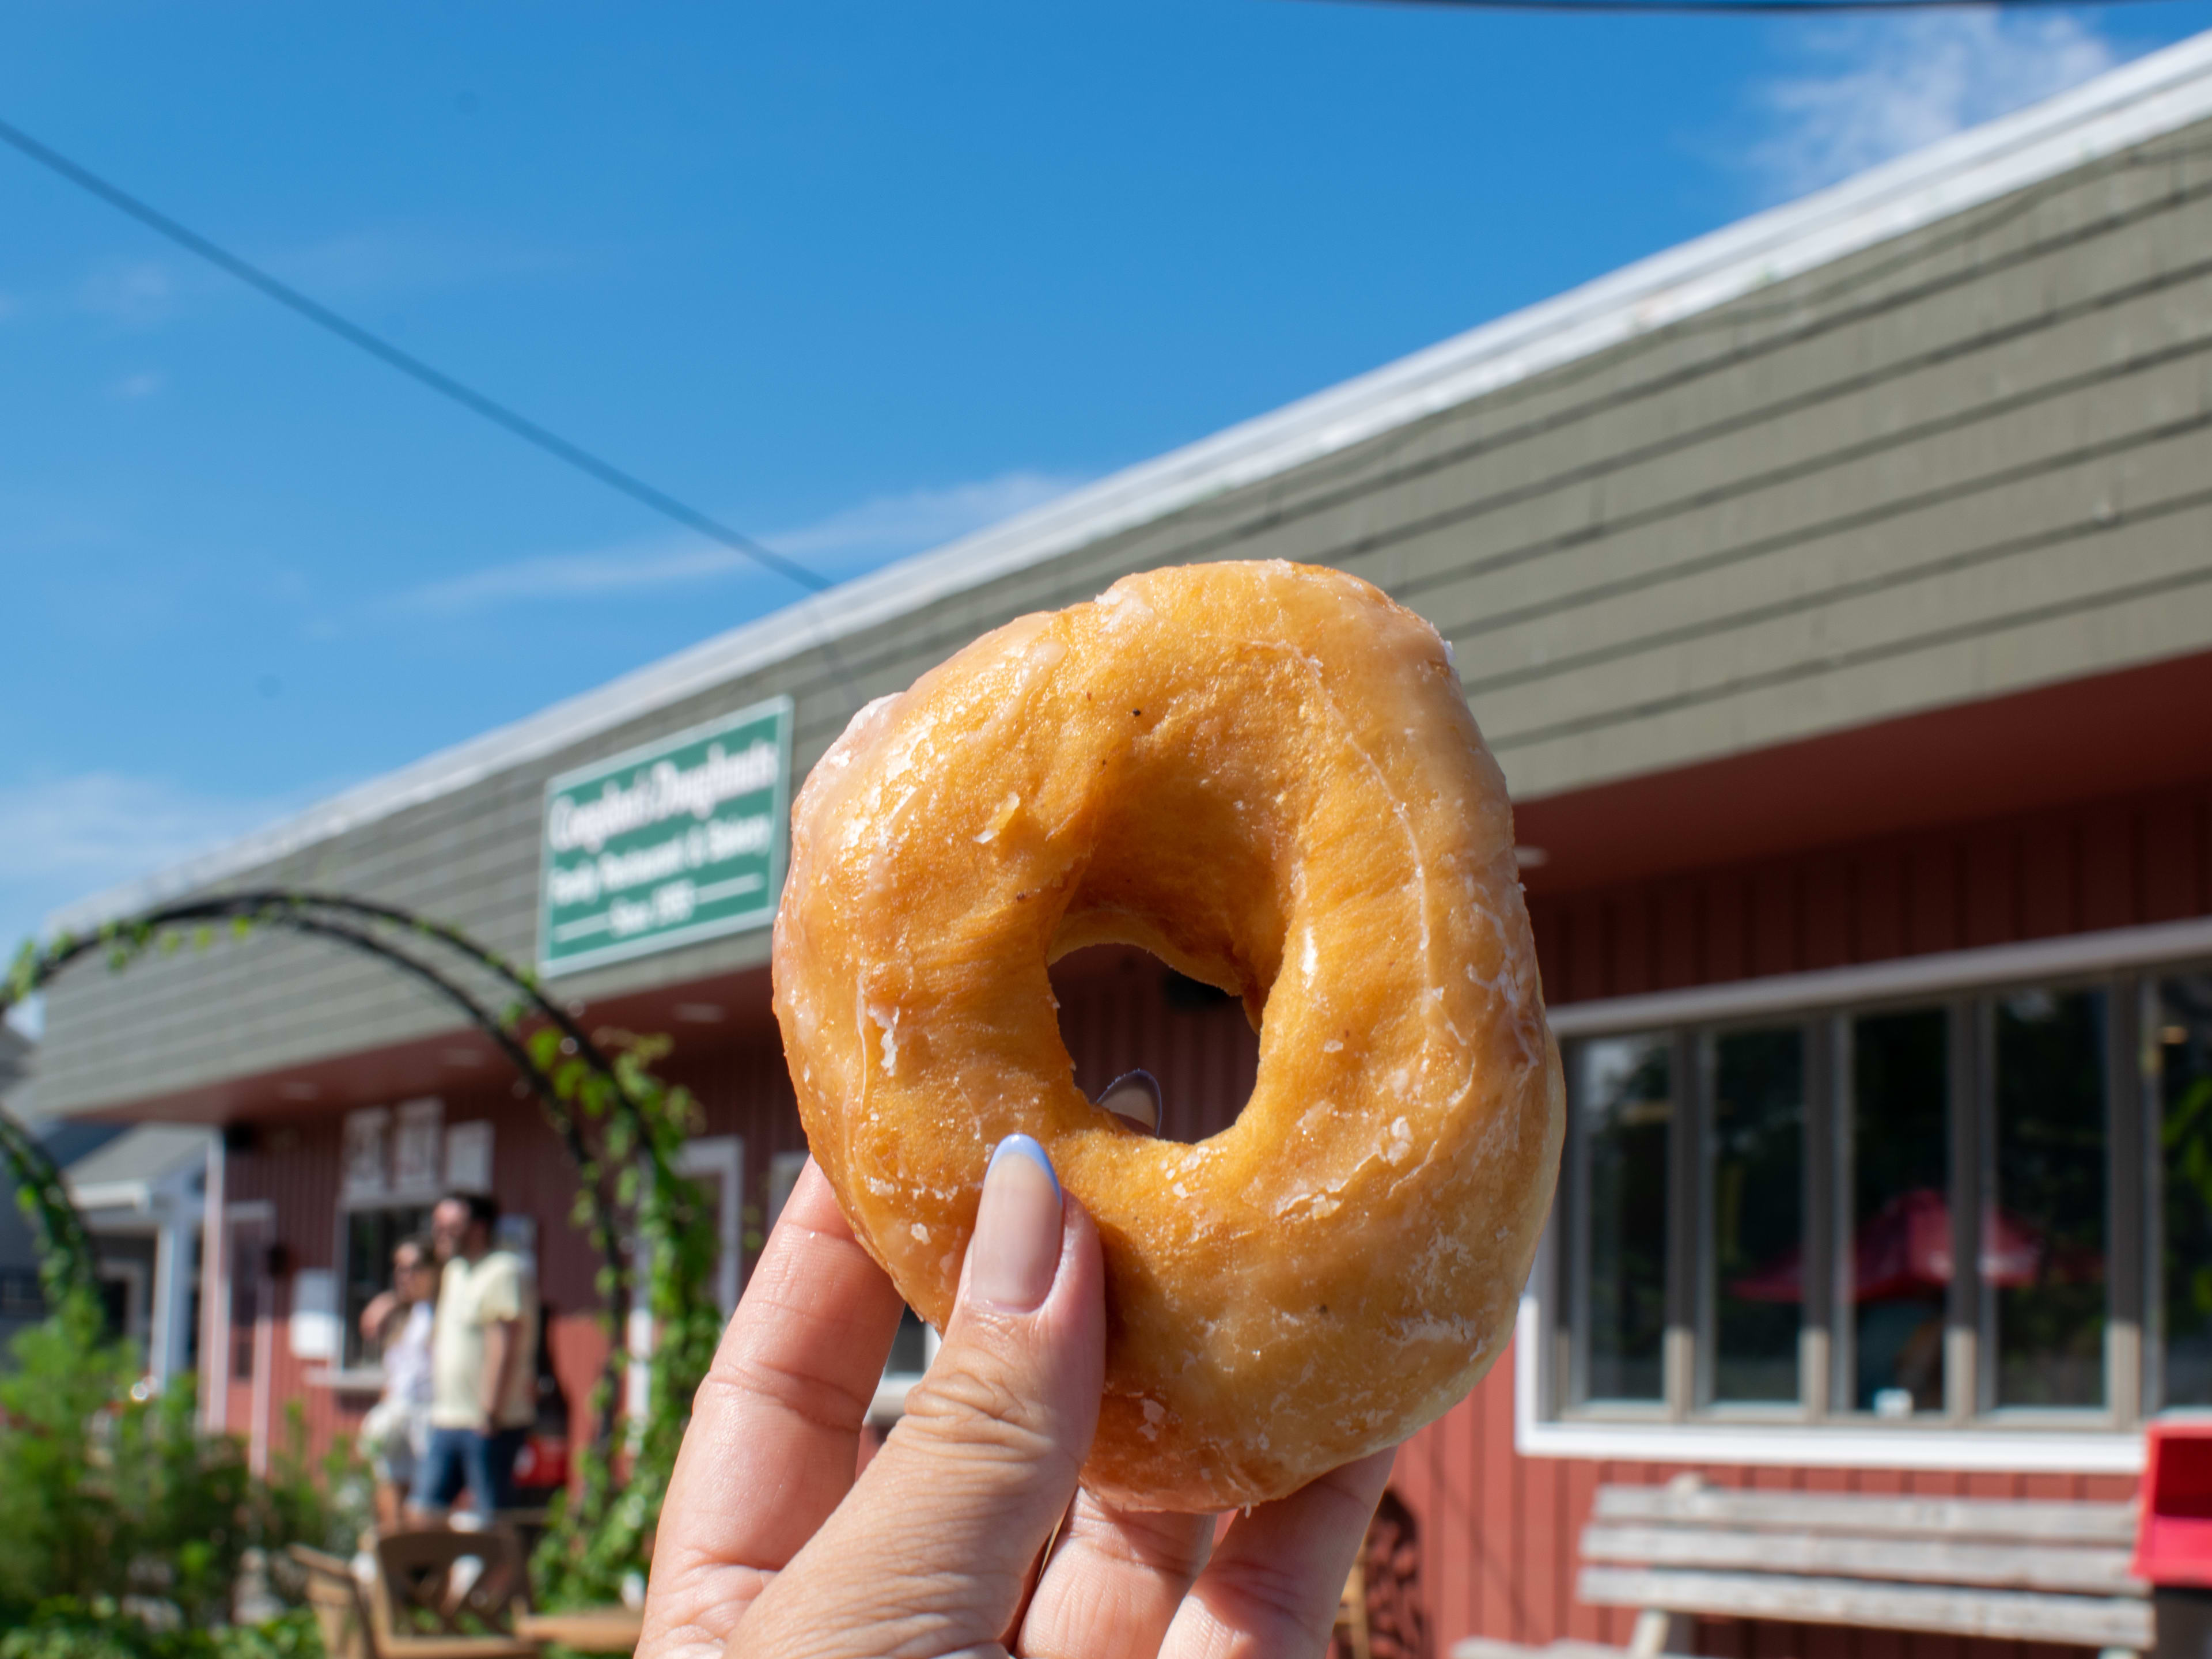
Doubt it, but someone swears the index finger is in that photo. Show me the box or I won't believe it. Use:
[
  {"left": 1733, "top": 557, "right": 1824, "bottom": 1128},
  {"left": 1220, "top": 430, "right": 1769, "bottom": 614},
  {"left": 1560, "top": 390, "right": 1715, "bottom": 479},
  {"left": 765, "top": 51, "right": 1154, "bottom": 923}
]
[{"left": 639, "top": 1160, "right": 906, "bottom": 1659}]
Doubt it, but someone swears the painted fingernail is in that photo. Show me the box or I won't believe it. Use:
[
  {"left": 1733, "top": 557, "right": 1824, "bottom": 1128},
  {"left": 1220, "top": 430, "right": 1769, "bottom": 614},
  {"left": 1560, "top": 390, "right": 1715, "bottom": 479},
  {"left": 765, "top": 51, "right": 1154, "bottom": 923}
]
[
  {"left": 968, "top": 1134, "right": 1063, "bottom": 1312},
  {"left": 1094, "top": 1069, "right": 1161, "bottom": 1134}
]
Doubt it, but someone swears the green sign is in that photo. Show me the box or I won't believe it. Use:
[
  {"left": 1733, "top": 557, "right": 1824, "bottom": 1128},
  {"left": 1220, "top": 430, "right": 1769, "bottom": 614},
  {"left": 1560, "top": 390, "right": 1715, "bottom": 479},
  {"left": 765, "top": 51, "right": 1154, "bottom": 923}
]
[{"left": 539, "top": 696, "right": 793, "bottom": 976}]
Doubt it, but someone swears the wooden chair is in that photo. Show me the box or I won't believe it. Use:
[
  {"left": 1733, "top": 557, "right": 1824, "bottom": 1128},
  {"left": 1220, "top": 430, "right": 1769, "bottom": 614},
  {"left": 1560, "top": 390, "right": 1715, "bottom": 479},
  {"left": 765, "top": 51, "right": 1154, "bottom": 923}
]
[
  {"left": 289, "top": 1546, "right": 371, "bottom": 1659},
  {"left": 364, "top": 1528, "right": 541, "bottom": 1659}
]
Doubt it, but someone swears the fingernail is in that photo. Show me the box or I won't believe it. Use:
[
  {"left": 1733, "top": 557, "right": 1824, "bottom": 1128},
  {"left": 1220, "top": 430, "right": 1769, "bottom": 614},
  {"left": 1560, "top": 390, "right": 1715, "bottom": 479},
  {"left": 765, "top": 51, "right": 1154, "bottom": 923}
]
[
  {"left": 1094, "top": 1069, "right": 1161, "bottom": 1134},
  {"left": 968, "top": 1134, "right": 1063, "bottom": 1312}
]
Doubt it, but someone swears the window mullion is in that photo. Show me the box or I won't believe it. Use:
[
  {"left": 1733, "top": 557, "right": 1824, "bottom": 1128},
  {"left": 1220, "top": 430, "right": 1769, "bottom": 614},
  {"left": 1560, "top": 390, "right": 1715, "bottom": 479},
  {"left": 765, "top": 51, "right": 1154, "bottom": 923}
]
[
  {"left": 2142, "top": 975, "right": 2167, "bottom": 1419},
  {"left": 1801, "top": 1016, "right": 1834, "bottom": 1420},
  {"left": 1828, "top": 1013, "right": 1855, "bottom": 1421},
  {"left": 2108, "top": 975, "right": 2143, "bottom": 1429},
  {"left": 1667, "top": 1025, "right": 1700, "bottom": 1421},
  {"left": 1565, "top": 1049, "right": 1590, "bottom": 1409},
  {"left": 1948, "top": 996, "right": 1983, "bottom": 1424}
]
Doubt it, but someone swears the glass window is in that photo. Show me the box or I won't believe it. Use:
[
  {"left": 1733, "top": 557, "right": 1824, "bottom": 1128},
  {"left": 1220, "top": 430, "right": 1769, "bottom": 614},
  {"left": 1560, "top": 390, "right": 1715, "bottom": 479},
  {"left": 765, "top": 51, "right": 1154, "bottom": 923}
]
[
  {"left": 1707, "top": 1027, "right": 1804, "bottom": 1403},
  {"left": 1850, "top": 1008, "right": 1950, "bottom": 1416},
  {"left": 228, "top": 1212, "right": 270, "bottom": 1383},
  {"left": 1544, "top": 965, "right": 2190, "bottom": 1431},
  {"left": 342, "top": 1205, "right": 431, "bottom": 1368},
  {"left": 886, "top": 1306, "right": 932, "bottom": 1376},
  {"left": 1573, "top": 1035, "right": 1671, "bottom": 1403},
  {"left": 1991, "top": 987, "right": 2108, "bottom": 1409},
  {"left": 2158, "top": 975, "right": 2212, "bottom": 1408}
]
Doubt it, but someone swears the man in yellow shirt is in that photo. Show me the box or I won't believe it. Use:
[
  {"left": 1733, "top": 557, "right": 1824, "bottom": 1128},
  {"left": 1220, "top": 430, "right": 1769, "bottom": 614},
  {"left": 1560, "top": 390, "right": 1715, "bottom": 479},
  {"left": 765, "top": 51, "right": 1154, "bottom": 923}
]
[{"left": 408, "top": 1191, "right": 540, "bottom": 1520}]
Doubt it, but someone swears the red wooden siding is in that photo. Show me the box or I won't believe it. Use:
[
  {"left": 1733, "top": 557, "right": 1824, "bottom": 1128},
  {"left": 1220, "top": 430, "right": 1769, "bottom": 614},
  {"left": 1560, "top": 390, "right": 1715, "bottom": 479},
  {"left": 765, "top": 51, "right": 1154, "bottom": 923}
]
[
  {"left": 214, "top": 1028, "right": 812, "bottom": 1474},
  {"left": 213, "top": 769, "right": 2210, "bottom": 1656},
  {"left": 1393, "top": 771, "right": 2211, "bottom": 1659},
  {"left": 1530, "top": 776, "right": 2212, "bottom": 1006}
]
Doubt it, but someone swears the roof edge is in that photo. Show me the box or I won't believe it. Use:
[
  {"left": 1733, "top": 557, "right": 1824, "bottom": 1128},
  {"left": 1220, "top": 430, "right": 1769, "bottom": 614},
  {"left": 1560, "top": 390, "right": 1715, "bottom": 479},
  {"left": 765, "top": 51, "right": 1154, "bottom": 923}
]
[{"left": 48, "top": 26, "right": 2212, "bottom": 938}]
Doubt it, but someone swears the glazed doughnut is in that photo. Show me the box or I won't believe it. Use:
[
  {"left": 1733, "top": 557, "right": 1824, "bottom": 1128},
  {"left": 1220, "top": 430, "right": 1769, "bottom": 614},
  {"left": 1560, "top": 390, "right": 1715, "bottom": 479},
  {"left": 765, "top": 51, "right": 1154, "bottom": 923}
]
[{"left": 772, "top": 560, "right": 1562, "bottom": 1512}]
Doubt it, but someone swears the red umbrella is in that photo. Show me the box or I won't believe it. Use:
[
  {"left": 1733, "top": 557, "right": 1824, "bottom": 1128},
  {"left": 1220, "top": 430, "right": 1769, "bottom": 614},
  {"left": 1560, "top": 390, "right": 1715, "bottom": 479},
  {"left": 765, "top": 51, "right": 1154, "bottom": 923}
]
[{"left": 1726, "top": 1188, "right": 2049, "bottom": 1303}]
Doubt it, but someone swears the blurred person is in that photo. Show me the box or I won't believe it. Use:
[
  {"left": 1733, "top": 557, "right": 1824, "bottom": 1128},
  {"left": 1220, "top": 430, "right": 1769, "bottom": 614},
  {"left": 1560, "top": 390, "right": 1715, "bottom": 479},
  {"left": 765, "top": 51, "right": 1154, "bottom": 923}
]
[
  {"left": 357, "top": 1234, "right": 438, "bottom": 1532},
  {"left": 410, "top": 1192, "right": 539, "bottom": 1521}
]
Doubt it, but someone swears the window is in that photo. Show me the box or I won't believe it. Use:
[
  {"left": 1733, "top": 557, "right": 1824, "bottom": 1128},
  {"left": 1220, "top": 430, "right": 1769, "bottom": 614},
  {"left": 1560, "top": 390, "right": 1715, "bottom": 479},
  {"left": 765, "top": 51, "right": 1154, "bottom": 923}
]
[
  {"left": 335, "top": 1100, "right": 451, "bottom": 1370},
  {"left": 886, "top": 1307, "right": 934, "bottom": 1377},
  {"left": 1847, "top": 1007, "right": 1950, "bottom": 1416},
  {"left": 1550, "top": 962, "right": 2197, "bottom": 1436},
  {"left": 1988, "top": 988, "right": 2107, "bottom": 1410},
  {"left": 1705, "top": 1026, "right": 1804, "bottom": 1405},
  {"left": 1568, "top": 1034, "right": 1670, "bottom": 1406},
  {"left": 227, "top": 1209, "right": 271, "bottom": 1384},
  {"left": 341, "top": 1205, "right": 431, "bottom": 1368},
  {"left": 2156, "top": 974, "right": 2212, "bottom": 1408}
]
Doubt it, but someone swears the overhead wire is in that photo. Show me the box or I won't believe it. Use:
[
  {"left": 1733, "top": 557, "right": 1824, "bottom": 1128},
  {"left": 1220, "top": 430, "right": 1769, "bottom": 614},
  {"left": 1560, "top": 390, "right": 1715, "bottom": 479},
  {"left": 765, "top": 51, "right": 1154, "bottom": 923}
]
[{"left": 0, "top": 113, "right": 831, "bottom": 597}]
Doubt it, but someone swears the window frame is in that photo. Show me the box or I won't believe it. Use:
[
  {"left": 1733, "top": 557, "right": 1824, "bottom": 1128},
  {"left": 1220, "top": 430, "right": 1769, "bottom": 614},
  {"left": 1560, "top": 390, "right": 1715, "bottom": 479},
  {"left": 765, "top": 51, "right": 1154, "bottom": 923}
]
[
  {"left": 1536, "top": 919, "right": 2212, "bottom": 1456},
  {"left": 1560, "top": 1027, "right": 1678, "bottom": 1419},
  {"left": 1825, "top": 995, "right": 1964, "bottom": 1426},
  {"left": 2139, "top": 968, "right": 2212, "bottom": 1417},
  {"left": 333, "top": 1199, "right": 435, "bottom": 1371},
  {"left": 1691, "top": 1014, "right": 1825, "bottom": 1422}
]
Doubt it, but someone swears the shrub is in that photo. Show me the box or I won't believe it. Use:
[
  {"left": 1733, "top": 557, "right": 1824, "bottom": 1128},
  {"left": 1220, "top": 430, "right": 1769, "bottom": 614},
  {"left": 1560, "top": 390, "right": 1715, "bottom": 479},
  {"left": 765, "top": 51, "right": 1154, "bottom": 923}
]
[{"left": 0, "top": 1295, "right": 364, "bottom": 1654}]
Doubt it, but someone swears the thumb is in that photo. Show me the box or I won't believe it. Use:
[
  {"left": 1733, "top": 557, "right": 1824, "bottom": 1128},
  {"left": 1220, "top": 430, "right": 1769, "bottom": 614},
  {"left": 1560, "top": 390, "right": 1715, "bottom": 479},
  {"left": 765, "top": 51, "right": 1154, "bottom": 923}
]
[{"left": 737, "top": 1135, "right": 1104, "bottom": 1657}]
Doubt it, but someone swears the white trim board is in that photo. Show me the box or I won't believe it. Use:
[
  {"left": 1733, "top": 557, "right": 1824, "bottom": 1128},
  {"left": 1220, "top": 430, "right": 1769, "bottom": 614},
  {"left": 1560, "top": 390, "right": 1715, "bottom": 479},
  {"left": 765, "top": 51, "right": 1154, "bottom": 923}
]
[
  {"left": 630, "top": 1136, "right": 745, "bottom": 1429},
  {"left": 44, "top": 29, "right": 2212, "bottom": 940},
  {"left": 1546, "top": 913, "right": 2212, "bottom": 1038},
  {"left": 678, "top": 1136, "right": 745, "bottom": 1317},
  {"left": 1509, "top": 1300, "right": 2144, "bottom": 1474}
]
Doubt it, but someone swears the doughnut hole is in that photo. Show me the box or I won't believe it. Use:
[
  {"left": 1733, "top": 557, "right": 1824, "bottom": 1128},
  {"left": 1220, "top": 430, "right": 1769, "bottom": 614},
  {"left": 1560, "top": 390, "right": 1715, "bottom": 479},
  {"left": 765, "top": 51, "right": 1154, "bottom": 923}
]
[{"left": 1047, "top": 944, "right": 1260, "bottom": 1145}]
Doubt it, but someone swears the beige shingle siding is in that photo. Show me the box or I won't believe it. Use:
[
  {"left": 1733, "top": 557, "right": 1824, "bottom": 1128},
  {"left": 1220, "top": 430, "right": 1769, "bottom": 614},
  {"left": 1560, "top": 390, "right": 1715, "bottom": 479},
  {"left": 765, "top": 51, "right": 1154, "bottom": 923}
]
[{"left": 35, "top": 119, "right": 2212, "bottom": 1115}]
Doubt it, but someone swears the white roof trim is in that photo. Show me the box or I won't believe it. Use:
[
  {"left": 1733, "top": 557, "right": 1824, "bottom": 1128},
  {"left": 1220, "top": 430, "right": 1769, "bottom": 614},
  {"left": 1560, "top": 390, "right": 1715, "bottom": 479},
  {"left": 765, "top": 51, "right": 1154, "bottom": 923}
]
[
  {"left": 49, "top": 28, "right": 2212, "bottom": 938},
  {"left": 1546, "top": 912, "right": 2212, "bottom": 1036},
  {"left": 69, "top": 1179, "right": 154, "bottom": 1215}
]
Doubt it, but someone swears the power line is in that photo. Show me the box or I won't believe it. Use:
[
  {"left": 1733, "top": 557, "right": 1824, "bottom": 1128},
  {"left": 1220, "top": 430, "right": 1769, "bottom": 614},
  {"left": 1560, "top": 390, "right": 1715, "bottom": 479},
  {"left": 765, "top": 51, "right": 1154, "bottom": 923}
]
[
  {"left": 1297, "top": 0, "right": 2184, "bottom": 12},
  {"left": 0, "top": 114, "right": 830, "bottom": 596}
]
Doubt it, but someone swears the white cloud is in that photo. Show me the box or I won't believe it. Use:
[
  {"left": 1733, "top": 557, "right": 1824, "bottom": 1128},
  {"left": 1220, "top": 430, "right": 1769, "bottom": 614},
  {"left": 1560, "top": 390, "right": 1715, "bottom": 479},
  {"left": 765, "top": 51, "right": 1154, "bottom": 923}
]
[
  {"left": 110, "top": 370, "right": 164, "bottom": 401},
  {"left": 64, "top": 228, "right": 571, "bottom": 332},
  {"left": 400, "top": 469, "right": 1087, "bottom": 614},
  {"left": 768, "top": 472, "right": 1084, "bottom": 560},
  {"left": 260, "top": 227, "right": 576, "bottom": 302},
  {"left": 77, "top": 257, "right": 181, "bottom": 327},
  {"left": 0, "top": 774, "right": 298, "bottom": 956},
  {"left": 405, "top": 539, "right": 752, "bottom": 611},
  {"left": 1753, "top": 14, "right": 2119, "bottom": 199}
]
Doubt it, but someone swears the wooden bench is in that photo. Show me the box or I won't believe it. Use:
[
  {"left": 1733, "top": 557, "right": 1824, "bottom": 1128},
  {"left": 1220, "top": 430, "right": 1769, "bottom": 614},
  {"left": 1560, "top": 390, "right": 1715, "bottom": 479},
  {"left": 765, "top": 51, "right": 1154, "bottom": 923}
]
[{"left": 1574, "top": 1477, "right": 2151, "bottom": 1657}]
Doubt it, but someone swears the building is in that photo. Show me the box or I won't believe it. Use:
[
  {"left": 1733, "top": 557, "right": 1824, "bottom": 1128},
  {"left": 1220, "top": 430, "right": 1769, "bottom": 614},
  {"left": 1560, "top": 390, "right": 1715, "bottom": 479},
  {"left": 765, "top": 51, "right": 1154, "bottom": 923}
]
[
  {"left": 0, "top": 1029, "right": 209, "bottom": 1377},
  {"left": 63, "top": 1123, "right": 213, "bottom": 1387},
  {"left": 33, "top": 29, "right": 2212, "bottom": 1654}
]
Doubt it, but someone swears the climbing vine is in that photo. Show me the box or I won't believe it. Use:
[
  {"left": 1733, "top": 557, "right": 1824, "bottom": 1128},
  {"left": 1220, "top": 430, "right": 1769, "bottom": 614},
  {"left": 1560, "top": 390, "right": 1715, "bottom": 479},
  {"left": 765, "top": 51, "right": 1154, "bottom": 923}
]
[
  {"left": 0, "top": 1093, "right": 100, "bottom": 1311},
  {"left": 2, "top": 890, "right": 726, "bottom": 1608}
]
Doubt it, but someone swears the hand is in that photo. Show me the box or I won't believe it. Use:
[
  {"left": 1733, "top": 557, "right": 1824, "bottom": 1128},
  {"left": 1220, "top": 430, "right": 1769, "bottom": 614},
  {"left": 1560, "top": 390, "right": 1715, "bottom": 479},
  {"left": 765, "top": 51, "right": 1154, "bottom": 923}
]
[
  {"left": 360, "top": 1289, "right": 400, "bottom": 1346},
  {"left": 639, "top": 1140, "right": 1394, "bottom": 1659}
]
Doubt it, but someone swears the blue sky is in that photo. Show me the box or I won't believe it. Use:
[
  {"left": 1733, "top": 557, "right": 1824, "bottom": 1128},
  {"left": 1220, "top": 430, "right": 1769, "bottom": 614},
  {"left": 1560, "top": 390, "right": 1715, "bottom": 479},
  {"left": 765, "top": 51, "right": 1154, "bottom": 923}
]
[{"left": 5, "top": 2, "right": 2210, "bottom": 988}]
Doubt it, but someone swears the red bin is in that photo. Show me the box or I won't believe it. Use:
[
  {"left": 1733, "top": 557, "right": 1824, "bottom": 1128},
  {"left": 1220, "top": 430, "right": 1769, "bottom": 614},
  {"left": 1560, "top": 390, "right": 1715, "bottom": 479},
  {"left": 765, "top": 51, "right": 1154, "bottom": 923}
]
[{"left": 2137, "top": 1424, "right": 2212, "bottom": 1590}]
